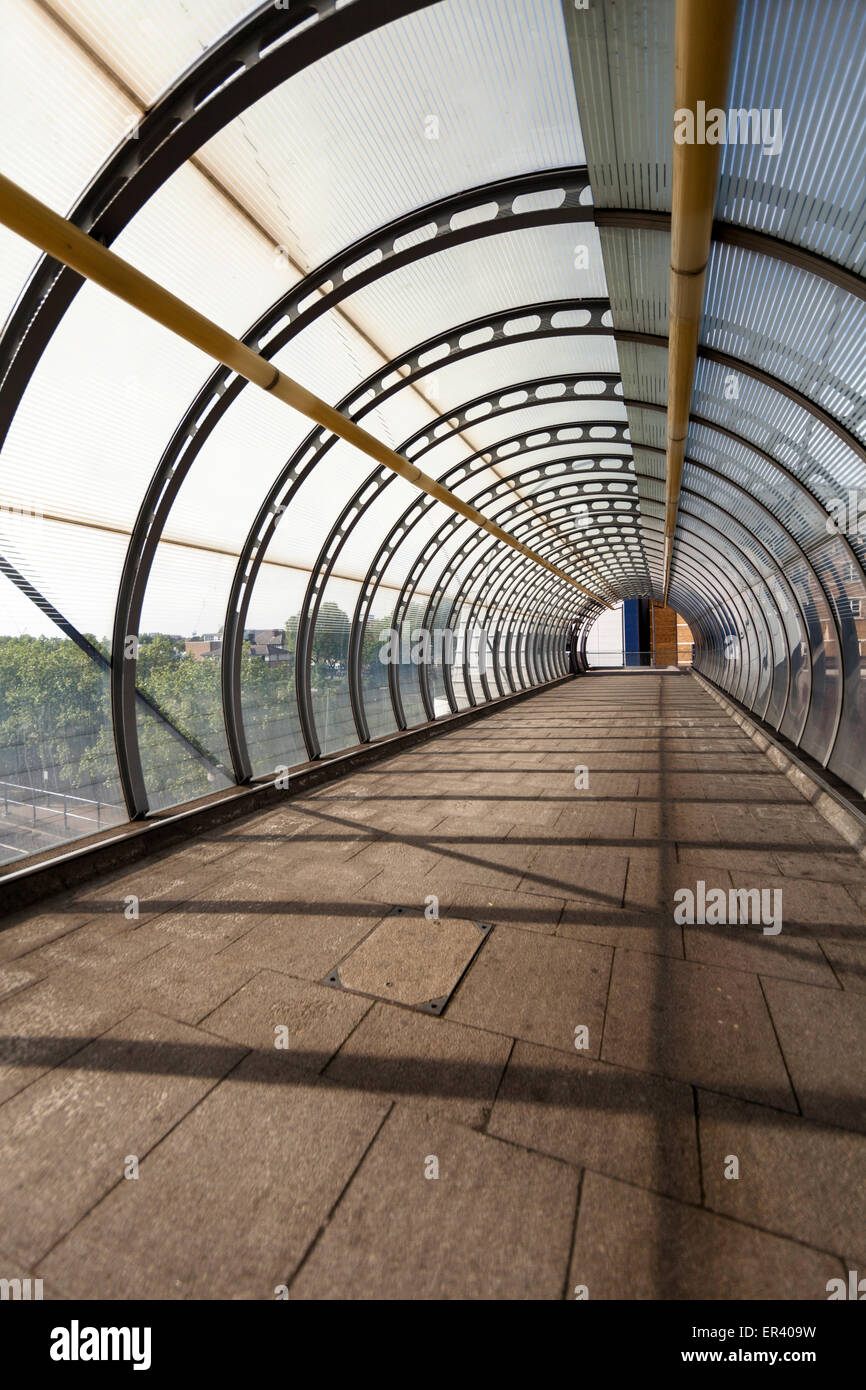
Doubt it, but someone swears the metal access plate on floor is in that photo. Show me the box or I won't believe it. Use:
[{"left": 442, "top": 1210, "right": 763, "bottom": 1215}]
[{"left": 322, "top": 907, "right": 493, "bottom": 1015}]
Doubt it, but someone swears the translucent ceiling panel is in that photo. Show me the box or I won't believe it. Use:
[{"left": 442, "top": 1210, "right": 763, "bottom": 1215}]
[
  {"left": 692, "top": 358, "right": 866, "bottom": 577},
  {"left": 599, "top": 228, "right": 670, "bottom": 335},
  {"left": 1, "top": 162, "right": 297, "bottom": 656},
  {"left": 0, "top": 511, "right": 125, "bottom": 650},
  {"left": 719, "top": 0, "right": 866, "bottom": 271},
  {"left": 409, "top": 336, "right": 621, "bottom": 426},
  {"left": 615, "top": 339, "right": 667, "bottom": 407},
  {"left": 702, "top": 244, "right": 866, "bottom": 442},
  {"left": 199, "top": 0, "right": 585, "bottom": 270},
  {"left": 158, "top": 310, "right": 436, "bottom": 561},
  {"left": 60, "top": 0, "right": 261, "bottom": 106},
  {"left": 335, "top": 472, "right": 440, "bottom": 590},
  {"left": 338, "top": 226, "right": 610, "bottom": 365},
  {"left": 0, "top": 0, "right": 139, "bottom": 325},
  {"left": 564, "top": 0, "right": 675, "bottom": 213}
]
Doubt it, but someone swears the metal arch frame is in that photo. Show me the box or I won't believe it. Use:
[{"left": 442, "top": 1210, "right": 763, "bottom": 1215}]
[
  {"left": 501, "top": 566, "right": 583, "bottom": 692},
  {"left": 412, "top": 505, "right": 611, "bottom": 713},
  {"left": 108, "top": 170, "right": 601, "bottom": 813},
  {"left": 595, "top": 210, "right": 866, "bottom": 303},
  {"left": 641, "top": 522, "right": 755, "bottom": 669},
  {"left": 578, "top": 619, "right": 592, "bottom": 671},
  {"left": 220, "top": 312, "right": 624, "bottom": 773},
  {"left": 665, "top": 549, "right": 751, "bottom": 692},
  {"left": 386, "top": 453, "right": 644, "bottom": 706},
  {"left": 0, "top": 0, "right": 445, "bottom": 445},
  {"left": 546, "top": 589, "right": 605, "bottom": 679},
  {"left": 450, "top": 458, "right": 639, "bottom": 700},
  {"left": 262, "top": 314, "right": 865, "bottom": 753},
  {"left": 349, "top": 439, "right": 630, "bottom": 733},
  {"left": 617, "top": 333, "right": 866, "bottom": 467},
  {"left": 483, "top": 559, "right": 588, "bottom": 697},
  {"left": 147, "top": 241, "right": 866, "bottom": 811},
  {"left": 640, "top": 506, "right": 772, "bottom": 680},
  {"left": 10, "top": 216, "right": 856, "bottom": 800},
  {"left": 650, "top": 511, "right": 804, "bottom": 726},
  {"left": 675, "top": 480, "right": 802, "bottom": 728},
  {"left": 0, "top": 0, "right": 860, "bottom": 829},
  {"left": 634, "top": 421, "right": 856, "bottom": 756},
  {"left": 671, "top": 501, "right": 790, "bottom": 717},
  {"left": 420, "top": 469, "right": 639, "bottom": 690},
  {"left": 407, "top": 474, "right": 642, "bottom": 704},
  {"left": 509, "top": 584, "right": 579, "bottom": 692},
  {"left": 679, "top": 460, "right": 846, "bottom": 744},
  {"left": 640, "top": 441, "right": 842, "bottom": 732},
  {"left": 428, "top": 496, "right": 635, "bottom": 704},
  {"left": 459, "top": 523, "right": 601, "bottom": 699},
  {"left": 485, "top": 513, "right": 644, "bottom": 692},
  {"left": 346, "top": 419, "right": 630, "bottom": 736},
  {"left": 279, "top": 314, "right": 620, "bottom": 766},
  {"left": 642, "top": 527, "right": 759, "bottom": 698},
  {"left": 441, "top": 510, "right": 600, "bottom": 702},
  {"left": 350, "top": 449, "right": 627, "bottom": 735},
  {"left": 628, "top": 398, "right": 866, "bottom": 602},
  {"left": 390, "top": 374, "right": 625, "bottom": 472},
  {"left": 360, "top": 439, "right": 641, "bottom": 732},
  {"left": 410, "top": 481, "right": 634, "bottom": 714},
  {"left": 225, "top": 283, "right": 617, "bottom": 763},
  {"left": 681, "top": 535, "right": 779, "bottom": 721}
]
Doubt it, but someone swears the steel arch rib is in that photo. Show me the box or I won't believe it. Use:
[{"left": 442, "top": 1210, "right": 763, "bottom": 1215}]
[{"left": 107, "top": 174, "right": 601, "bottom": 812}]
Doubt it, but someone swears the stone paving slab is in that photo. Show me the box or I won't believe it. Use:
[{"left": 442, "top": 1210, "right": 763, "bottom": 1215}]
[
  {"left": 0, "top": 970, "right": 144, "bottom": 1105},
  {"left": 215, "top": 906, "right": 389, "bottom": 981},
  {"left": 322, "top": 1001, "right": 511, "bottom": 1128},
  {"left": 601, "top": 950, "right": 797, "bottom": 1111},
  {"left": 0, "top": 1009, "right": 246, "bottom": 1266},
  {"left": 761, "top": 977, "right": 866, "bottom": 1133},
  {"left": 683, "top": 922, "right": 838, "bottom": 987},
  {"left": 569, "top": 1170, "right": 844, "bottom": 1300},
  {"left": 201, "top": 968, "right": 372, "bottom": 1065},
  {"left": 698, "top": 1090, "right": 866, "bottom": 1266},
  {"left": 488, "top": 1040, "right": 700, "bottom": 1201},
  {"left": 38, "top": 1055, "right": 390, "bottom": 1300},
  {"left": 289, "top": 1106, "right": 578, "bottom": 1300},
  {"left": 447, "top": 924, "right": 611, "bottom": 1056},
  {"left": 330, "top": 912, "right": 489, "bottom": 1011}
]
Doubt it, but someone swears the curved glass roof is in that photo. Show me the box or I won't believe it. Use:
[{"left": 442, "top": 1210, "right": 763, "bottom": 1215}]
[{"left": 0, "top": 0, "right": 864, "bottom": 870}]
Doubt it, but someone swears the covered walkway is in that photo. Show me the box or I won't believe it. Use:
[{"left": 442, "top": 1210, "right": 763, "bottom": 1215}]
[
  {"left": 1, "top": 672, "right": 864, "bottom": 1299},
  {"left": 0, "top": 0, "right": 864, "bottom": 1313}
]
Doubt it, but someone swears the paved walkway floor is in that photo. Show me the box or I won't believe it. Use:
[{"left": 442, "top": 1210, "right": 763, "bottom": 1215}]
[{"left": 1, "top": 672, "right": 865, "bottom": 1299}]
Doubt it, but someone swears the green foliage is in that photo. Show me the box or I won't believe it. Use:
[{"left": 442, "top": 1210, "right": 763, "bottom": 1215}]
[{"left": 0, "top": 603, "right": 401, "bottom": 808}]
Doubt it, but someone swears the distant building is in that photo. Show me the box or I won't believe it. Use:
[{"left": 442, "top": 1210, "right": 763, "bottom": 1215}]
[
  {"left": 184, "top": 638, "right": 222, "bottom": 660},
  {"left": 247, "top": 640, "right": 291, "bottom": 665}
]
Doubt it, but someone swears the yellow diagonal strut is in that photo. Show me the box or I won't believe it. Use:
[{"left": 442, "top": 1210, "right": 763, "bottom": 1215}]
[{"left": 0, "top": 172, "right": 612, "bottom": 609}]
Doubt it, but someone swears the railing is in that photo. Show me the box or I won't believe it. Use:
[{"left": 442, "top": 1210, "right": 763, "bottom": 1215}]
[
  {"left": 583, "top": 647, "right": 695, "bottom": 667},
  {"left": 0, "top": 779, "right": 123, "bottom": 832}
]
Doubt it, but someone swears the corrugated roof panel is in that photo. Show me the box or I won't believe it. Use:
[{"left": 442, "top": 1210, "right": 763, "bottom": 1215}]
[{"left": 718, "top": 0, "right": 866, "bottom": 273}]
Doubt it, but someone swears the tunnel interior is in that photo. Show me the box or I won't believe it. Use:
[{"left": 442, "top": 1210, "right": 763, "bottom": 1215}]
[{"left": 0, "top": 0, "right": 864, "bottom": 1313}]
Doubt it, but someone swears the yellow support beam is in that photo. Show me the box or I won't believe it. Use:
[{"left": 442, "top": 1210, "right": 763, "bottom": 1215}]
[
  {"left": 663, "top": 0, "right": 738, "bottom": 603},
  {"left": 0, "top": 171, "right": 612, "bottom": 609}
]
